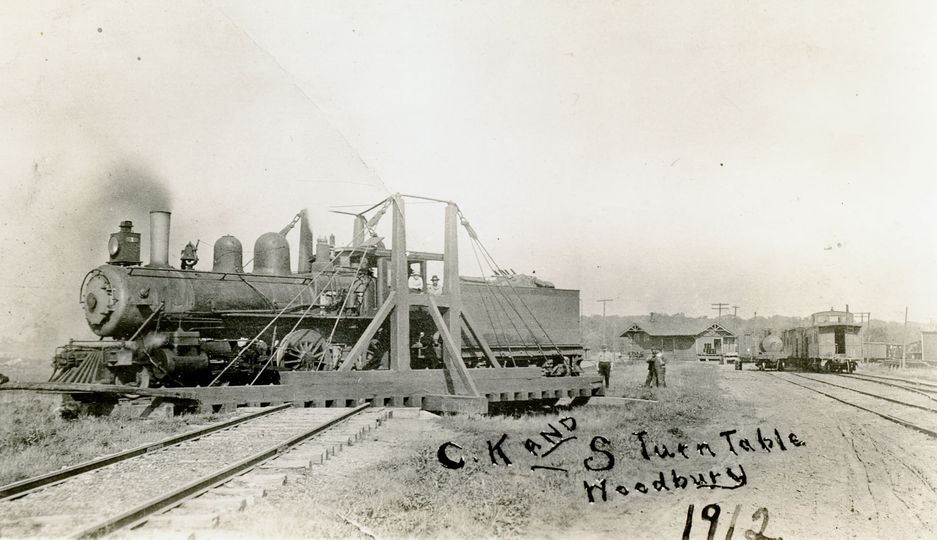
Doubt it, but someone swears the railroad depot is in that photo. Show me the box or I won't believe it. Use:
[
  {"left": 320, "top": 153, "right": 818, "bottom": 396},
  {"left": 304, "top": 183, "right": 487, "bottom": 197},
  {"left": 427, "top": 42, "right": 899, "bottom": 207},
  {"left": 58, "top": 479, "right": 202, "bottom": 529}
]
[{"left": 618, "top": 318, "right": 738, "bottom": 362}]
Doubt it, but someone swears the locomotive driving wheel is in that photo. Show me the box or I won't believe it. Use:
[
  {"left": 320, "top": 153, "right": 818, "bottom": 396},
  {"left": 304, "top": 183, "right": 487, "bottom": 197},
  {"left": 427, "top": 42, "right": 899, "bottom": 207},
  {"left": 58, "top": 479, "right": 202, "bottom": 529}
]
[{"left": 275, "top": 329, "right": 329, "bottom": 370}]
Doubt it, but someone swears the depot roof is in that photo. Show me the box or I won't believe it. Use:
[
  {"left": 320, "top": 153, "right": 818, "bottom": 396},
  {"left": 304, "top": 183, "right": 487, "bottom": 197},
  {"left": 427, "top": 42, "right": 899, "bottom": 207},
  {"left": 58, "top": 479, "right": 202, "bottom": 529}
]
[{"left": 619, "top": 320, "right": 737, "bottom": 338}]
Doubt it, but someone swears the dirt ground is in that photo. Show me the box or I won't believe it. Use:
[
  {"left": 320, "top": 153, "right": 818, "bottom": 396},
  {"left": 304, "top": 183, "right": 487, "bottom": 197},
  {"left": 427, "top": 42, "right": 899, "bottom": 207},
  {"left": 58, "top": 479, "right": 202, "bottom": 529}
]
[
  {"left": 179, "top": 363, "right": 937, "bottom": 539},
  {"left": 555, "top": 365, "right": 937, "bottom": 539}
]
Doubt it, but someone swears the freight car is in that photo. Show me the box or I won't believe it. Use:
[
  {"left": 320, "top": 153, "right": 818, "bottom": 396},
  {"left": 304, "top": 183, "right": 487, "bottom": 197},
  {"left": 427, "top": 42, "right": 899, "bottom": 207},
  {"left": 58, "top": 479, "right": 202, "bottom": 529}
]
[
  {"left": 50, "top": 201, "right": 584, "bottom": 389},
  {"left": 752, "top": 332, "right": 786, "bottom": 371},
  {"left": 780, "top": 310, "right": 860, "bottom": 373}
]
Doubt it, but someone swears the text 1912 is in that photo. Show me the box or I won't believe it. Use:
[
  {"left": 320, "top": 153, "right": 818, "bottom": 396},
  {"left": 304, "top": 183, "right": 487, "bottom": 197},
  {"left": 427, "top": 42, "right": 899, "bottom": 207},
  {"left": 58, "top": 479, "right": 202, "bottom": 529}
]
[{"left": 681, "top": 503, "right": 781, "bottom": 540}]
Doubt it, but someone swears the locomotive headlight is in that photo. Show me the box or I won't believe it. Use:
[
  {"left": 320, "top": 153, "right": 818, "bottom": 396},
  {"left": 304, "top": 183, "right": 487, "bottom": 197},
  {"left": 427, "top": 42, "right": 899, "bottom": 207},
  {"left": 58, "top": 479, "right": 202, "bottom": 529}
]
[{"left": 108, "top": 236, "right": 120, "bottom": 256}]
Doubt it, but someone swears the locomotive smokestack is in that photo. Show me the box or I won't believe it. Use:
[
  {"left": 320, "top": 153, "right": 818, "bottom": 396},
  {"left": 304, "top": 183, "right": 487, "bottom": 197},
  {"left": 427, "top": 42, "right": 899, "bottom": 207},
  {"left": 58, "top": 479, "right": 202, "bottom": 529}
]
[{"left": 148, "top": 210, "right": 171, "bottom": 267}]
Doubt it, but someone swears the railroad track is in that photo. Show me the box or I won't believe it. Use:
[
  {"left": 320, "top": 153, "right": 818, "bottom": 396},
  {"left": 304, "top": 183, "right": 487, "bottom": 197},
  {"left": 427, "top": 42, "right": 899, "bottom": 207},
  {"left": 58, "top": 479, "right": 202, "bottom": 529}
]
[
  {"left": 843, "top": 372, "right": 937, "bottom": 396},
  {"left": 770, "top": 372, "right": 937, "bottom": 439},
  {"left": 0, "top": 404, "right": 388, "bottom": 538}
]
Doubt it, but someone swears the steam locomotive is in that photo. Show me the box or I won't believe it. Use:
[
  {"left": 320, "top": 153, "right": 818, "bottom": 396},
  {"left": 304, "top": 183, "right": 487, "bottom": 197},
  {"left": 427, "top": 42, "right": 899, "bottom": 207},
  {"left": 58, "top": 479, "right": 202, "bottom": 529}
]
[{"left": 51, "top": 209, "right": 583, "bottom": 388}]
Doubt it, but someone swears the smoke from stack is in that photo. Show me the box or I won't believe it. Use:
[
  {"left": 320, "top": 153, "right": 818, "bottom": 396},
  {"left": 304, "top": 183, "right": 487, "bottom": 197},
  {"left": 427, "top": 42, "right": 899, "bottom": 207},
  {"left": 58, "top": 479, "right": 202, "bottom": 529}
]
[{"left": 2, "top": 158, "right": 173, "bottom": 355}]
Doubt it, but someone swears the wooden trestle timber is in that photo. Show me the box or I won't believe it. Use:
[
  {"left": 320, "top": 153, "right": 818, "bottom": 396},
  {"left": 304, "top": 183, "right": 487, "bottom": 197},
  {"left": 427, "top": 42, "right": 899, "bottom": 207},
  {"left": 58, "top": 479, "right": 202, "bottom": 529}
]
[{"left": 0, "top": 370, "right": 603, "bottom": 415}]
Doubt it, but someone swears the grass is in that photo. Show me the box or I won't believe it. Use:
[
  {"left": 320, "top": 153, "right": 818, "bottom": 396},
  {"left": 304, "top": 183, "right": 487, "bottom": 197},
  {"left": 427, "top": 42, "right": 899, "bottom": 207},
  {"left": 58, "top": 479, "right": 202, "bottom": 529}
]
[
  {"left": 0, "top": 392, "right": 226, "bottom": 487},
  {"left": 330, "top": 361, "right": 733, "bottom": 538}
]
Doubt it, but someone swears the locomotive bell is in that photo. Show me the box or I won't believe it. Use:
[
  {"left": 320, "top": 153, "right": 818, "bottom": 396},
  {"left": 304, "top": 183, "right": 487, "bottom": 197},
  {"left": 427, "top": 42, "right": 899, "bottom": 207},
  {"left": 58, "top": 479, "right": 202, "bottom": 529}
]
[{"left": 107, "top": 221, "right": 141, "bottom": 266}]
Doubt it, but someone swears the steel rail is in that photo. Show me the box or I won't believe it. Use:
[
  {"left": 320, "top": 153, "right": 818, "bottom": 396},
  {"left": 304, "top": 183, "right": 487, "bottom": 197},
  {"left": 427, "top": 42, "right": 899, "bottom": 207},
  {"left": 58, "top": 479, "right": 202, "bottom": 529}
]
[
  {"left": 787, "top": 373, "right": 937, "bottom": 414},
  {"left": 844, "top": 372, "right": 937, "bottom": 391},
  {"left": 769, "top": 373, "right": 937, "bottom": 439},
  {"left": 840, "top": 373, "right": 937, "bottom": 402},
  {"left": 0, "top": 404, "right": 291, "bottom": 501},
  {"left": 74, "top": 403, "right": 371, "bottom": 539}
]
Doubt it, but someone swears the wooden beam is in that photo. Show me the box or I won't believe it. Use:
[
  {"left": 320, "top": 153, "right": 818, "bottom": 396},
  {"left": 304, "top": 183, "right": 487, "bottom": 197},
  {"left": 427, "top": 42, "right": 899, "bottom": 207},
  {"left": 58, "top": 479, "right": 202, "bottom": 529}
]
[
  {"left": 390, "top": 195, "right": 410, "bottom": 371},
  {"left": 408, "top": 294, "right": 450, "bottom": 308},
  {"left": 337, "top": 291, "right": 396, "bottom": 371},
  {"left": 461, "top": 310, "right": 502, "bottom": 368},
  {"left": 423, "top": 394, "right": 488, "bottom": 414},
  {"left": 370, "top": 248, "right": 444, "bottom": 261},
  {"left": 443, "top": 202, "right": 462, "bottom": 364},
  {"left": 426, "top": 295, "right": 480, "bottom": 397}
]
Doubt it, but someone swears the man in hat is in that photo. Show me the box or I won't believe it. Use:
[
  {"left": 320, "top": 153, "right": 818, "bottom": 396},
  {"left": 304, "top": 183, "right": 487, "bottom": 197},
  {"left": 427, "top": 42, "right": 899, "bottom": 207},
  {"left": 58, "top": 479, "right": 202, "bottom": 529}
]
[
  {"left": 427, "top": 275, "right": 442, "bottom": 295},
  {"left": 654, "top": 349, "right": 667, "bottom": 387},
  {"left": 597, "top": 346, "right": 612, "bottom": 389},
  {"left": 644, "top": 349, "right": 658, "bottom": 387},
  {"left": 408, "top": 267, "right": 424, "bottom": 292}
]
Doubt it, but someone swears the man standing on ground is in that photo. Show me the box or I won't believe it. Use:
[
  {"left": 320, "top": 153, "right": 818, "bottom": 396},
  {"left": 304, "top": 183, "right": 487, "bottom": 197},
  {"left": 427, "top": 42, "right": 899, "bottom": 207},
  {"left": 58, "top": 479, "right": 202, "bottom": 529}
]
[
  {"left": 597, "top": 346, "right": 612, "bottom": 389},
  {"left": 654, "top": 350, "right": 667, "bottom": 388},
  {"left": 644, "top": 349, "right": 658, "bottom": 387}
]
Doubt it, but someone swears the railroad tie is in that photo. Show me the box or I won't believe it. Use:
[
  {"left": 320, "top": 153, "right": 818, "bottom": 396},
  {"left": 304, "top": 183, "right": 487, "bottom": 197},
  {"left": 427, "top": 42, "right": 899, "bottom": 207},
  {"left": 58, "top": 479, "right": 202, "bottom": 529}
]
[
  {"left": 231, "top": 472, "right": 287, "bottom": 489},
  {"left": 143, "top": 512, "right": 221, "bottom": 530},
  {"left": 180, "top": 495, "right": 248, "bottom": 513}
]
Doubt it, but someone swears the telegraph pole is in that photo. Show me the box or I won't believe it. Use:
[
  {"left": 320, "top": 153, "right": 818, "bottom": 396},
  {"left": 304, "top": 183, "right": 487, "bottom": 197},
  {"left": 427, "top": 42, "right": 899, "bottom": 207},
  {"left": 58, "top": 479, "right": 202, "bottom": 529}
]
[
  {"left": 597, "top": 298, "right": 614, "bottom": 349},
  {"left": 902, "top": 306, "right": 909, "bottom": 369},
  {"left": 854, "top": 312, "right": 870, "bottom": 361},
  {"left": 732, "top": 305, "right": 740, "bottom": 318},
  {"left": 711, "top": 303, "right": 730, "bottom": 320}
]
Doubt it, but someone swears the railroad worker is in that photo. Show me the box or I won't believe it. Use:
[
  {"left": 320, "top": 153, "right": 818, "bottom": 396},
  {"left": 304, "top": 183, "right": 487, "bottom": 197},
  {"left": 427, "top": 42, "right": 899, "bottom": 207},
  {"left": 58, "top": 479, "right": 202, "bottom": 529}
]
[
  {"left": 408, "top": 268, "right": 424, "bottom": 292},
  {"left": 597, "top": 346, "right": 612, "bottom": 389},
  {"left": 644, "top": 349, "right": 658, "bottom": 387},
  {"left": 427, "top": 275, "right": 442, "bottom": 295},
  {"left": 654, "top": 350, "right": 667, "bottom": 388}
]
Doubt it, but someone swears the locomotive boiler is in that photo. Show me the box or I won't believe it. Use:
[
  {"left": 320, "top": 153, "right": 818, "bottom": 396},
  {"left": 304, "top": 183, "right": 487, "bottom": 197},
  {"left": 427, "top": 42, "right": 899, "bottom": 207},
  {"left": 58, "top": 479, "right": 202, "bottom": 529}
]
[{"left": 51, "top": 204, "right": 584, "bottom": 389}]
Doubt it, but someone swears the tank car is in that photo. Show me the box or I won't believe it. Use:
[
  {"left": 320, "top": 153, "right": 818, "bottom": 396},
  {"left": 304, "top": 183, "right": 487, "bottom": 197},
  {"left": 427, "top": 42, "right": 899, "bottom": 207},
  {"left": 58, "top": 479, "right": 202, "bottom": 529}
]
[
  {"left": 753, "top": 333, "right": 785, "bottom": 371},
  {"left": 51, "top": 207, "right": 583, "bottom": 388}
]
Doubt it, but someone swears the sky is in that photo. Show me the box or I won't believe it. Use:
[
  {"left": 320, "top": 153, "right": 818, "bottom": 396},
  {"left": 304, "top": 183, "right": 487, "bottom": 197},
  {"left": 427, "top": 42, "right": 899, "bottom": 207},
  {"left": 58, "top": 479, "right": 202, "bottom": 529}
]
[{"left": 1, "top": 1, "right": 936, "bottom": 348}]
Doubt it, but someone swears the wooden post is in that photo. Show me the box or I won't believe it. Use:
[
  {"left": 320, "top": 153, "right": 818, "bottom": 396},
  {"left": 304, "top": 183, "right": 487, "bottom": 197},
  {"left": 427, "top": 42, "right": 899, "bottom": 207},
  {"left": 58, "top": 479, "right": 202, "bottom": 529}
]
[
  {"left": 390, "top": 195, "right": 410, "bottom": 371},
  {"left": 427, "top": 296, "right": 480, "bottom": 397},
  {"left": 443, "top": 202, "right": 462, "bottom": 361},
  {"left": 461, "top": 311, "right": 501, "bottom": 368}
]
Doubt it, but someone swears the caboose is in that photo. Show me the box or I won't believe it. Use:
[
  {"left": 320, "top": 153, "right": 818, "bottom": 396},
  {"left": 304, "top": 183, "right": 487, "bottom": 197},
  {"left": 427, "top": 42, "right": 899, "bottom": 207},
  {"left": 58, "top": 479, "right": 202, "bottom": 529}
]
[{"left": 781, "top": 310, "right": 860, "bottom": 372}]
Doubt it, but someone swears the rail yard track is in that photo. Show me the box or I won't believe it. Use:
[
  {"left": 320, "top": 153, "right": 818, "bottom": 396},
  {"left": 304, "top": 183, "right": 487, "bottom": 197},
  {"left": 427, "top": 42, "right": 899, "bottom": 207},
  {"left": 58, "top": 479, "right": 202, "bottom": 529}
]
[
  {"left": 0, "top": 404, "right": 389, "bottom": 538},
  {"left": 843, "top": 372, "right": 937, "bottom": 396},
  {"left": 771, "top": 372, "right": 937, "bottom": 439}
]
